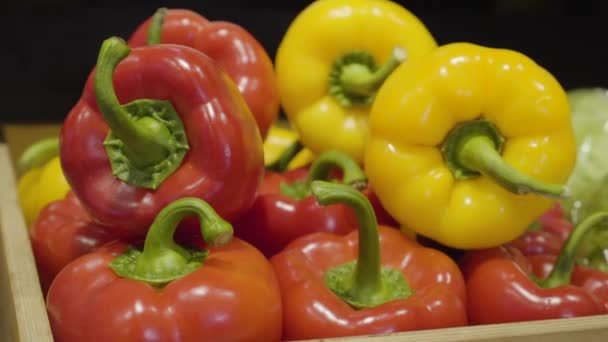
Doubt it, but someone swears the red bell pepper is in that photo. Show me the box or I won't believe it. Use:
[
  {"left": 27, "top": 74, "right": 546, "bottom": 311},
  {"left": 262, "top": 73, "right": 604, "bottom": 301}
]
[
  {"left": 509, "top": 230, "right": 564, "bottom": 257},
  {"left": 461, "top": 211, "right": 608, "bottom": 324},
  {"left": 233, "top": 150, "right": 397, "bottom": 257},
  {"left": 128, "top": 7, "right": 279, "bottom": 138},
  {"left": 60, "top": 37, "right": 263, "bottom": 237},
  {"left": 510, "top": 203, "right": 573, "bottom": 256},
  {"left": 270, "top": 181, "right": 467, "bottom": 340},
  {"left": 30, "top": 191, "right": 118, "bottom": 293},
  {"left": 522, "top": 253, "right": 608, "bottom": 312},
  {"left": 46, "top": 197, "right": 282, "bottom": 342},
  {"left": 538, "top": 203, "right": 574, "bottom": 241},
  {"left": 571, "top": 264, "right": 608, "bottom": 312}
]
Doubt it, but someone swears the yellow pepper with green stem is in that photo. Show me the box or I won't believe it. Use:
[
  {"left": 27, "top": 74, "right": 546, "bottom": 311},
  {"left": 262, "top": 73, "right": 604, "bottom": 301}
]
[
  {"left": 364, "top": 42, "right": 577, "bottom": 249},
  {"left": 17, "top": 137, "right": 70, "bottom": 227},
  {"left": 275, "top": 0, "right": 437, "bottom": 164}
]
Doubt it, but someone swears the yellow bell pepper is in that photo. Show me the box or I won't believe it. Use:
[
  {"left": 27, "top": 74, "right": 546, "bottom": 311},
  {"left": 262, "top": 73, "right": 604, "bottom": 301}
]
[
  {"left": 365, "top": 42, "right": 577, "bottom": 249},
  {"left": 275, "top": 0, "right": 437, "bottom": 164},
  {"left": 17, "top": 137, "right": 70, "bottom": 227},
  {"left": 263, "top": 124, "right": 315, "bottom": 171}
]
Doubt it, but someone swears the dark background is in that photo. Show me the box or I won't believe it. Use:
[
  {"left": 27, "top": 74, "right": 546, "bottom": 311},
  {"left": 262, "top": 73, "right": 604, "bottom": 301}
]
[{"left": 2, "top": 0, "right": 607, "bottom": 123}]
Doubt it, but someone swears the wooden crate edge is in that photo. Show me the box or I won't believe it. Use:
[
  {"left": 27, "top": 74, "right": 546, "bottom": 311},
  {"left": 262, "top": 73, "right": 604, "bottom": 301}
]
[
  {"left": 306, "top": 314, "right": 608, "bottom": 342},
  {"left": 0, "top": 143, "right": 54, "bottom": 342}
]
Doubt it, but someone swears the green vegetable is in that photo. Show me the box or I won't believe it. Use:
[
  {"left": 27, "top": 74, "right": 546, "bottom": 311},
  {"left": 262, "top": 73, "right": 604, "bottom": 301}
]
[{"left": 563, "top": 88, "right": 608, "bottom": 225}]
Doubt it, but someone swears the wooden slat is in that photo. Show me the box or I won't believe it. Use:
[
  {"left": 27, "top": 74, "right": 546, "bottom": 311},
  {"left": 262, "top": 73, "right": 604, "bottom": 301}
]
[
  {"left": 0, "top": 144, "right": 53, "bottom": 341},
  {"left": 297, "top": 315, "right": 608, "bottom": 342}
]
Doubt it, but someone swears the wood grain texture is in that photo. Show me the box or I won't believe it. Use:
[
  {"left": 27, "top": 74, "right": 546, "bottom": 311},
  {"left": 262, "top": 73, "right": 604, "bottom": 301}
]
[
  {"left": 293, "top": 315, "right": 608, "bottom": 342},
  {"left": 0, "top": 143, "right": 53, "bottom": 342}
]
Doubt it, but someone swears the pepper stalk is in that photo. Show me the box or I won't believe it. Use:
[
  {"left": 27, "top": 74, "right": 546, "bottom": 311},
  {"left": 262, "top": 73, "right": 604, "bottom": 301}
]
[
  {"left": 538, "top": 211, "right": 608, "bottom": 288},
  {"left": 311, "top": 180, "right": 411, "bottom": 309},
  {"left": 110, "top": 197, "right": 233, "bottom": 286},
  {"left": 442, "top": 119, "right": 565, "bottom": 198},
  {"left": 18, "top": 137, "right": 60, "bottom": 173},
  {"left": 94, "top": 36, "right": 189, "bottom": 189},
  {"left": 280, "top": 150, "right": 367, "bottom": 200},
  {"left": 329, "top": 47, "right": 407, "bottom": 107}
]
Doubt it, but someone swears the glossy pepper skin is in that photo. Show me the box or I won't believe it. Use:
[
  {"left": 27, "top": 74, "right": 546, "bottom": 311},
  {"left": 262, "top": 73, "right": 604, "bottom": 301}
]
[
  {"left": 538, "top": 204, "right": 575, "bottom": 242},
  {"left": 234, "top": 151, "right": 397, "bottom": 257},
  {"left": 529, "top": 254, "right": 608, "bottom": 312},
  {"left": 30, "top": 191, "right": 117, "bottom": 293},
  {"left": 275, "top": 0, "right": 437, "bottom": 163},
  {"left": 572, "top": 266, "right": 608, "bottom": 312},
  {"left": 60, "top": 37, "right": 263, "bottom": 238},
  {"left": 510, "top": 204, "right": 573, "bottom": 256},
  {"left": 461, "top": 212, "right": 608, "bottom": 324},
  {"left": 17, "top": 138, "right": 70, "bottom": 227},
  {"left": 365, "top": 42, "right": 576, "bottom": 249},
  {"left": 128, "top": 8, "right": 280, "bottom": 138},
  {"left": 271, "top": 181, "right": 467, "bottom": 340},
  {"left": 47, "top": 198, "right": 282, "bottom": 342}
]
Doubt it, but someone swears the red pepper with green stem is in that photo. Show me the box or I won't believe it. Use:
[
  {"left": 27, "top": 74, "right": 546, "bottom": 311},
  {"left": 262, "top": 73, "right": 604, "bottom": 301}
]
[
  {"left": 461, "top": 211, "right": 608, "bottom": 324},
  {"left": 233, "top": 150, "right": 397, "bottom": 257},
  {"left": 46, "top": 197, "right": 282, "bottom": 342},
  {"left": 60, "top": 36, "right": 263, "bottom": 238},
  {"left": 522, "top": 252, "right": 608, "bottom": 313},
  {"left": 270, "top": 181, "right": 467, "bottom": 340},
  {"left": 128, "top": 7, "right": 280, "bottom": 138},
  {"left": 564, "top": 228, "right": 608, "bottom": 311},
  {"left": 30, "top": 191, "right": 118, "bottom": 294}
]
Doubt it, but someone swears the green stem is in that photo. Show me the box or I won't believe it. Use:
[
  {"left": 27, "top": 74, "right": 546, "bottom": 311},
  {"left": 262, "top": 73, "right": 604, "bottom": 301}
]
[
  {"left": 147, "top": 7, "right": 167, "bottom": 45},
  {"left": 329, "top": 47, "right": 407, "bottom": 107},
  {"left": 314, "top": 181, "right": 380, "bottom": 293},
  {"left": 441, "top": 119, "right": 564, "bottom": 197},
  {"left": 539, "top": 211, "right": 608, "bottom": 288},
  {"left": 280, "top": 150, "right": 367, "bottom": 200},
  {"left": 461, "top": 137, "right": 563, "bottom": 196},
  {"left": 304, "top": 150, "right": 366, "bottom": 187},
  {"left": 265, "top": 140, "right": 304, "bottom": 173},
  {"left": 110, "top": 197, "right": 233, "bottom": 286},
  {"left": 340, "top": 47, "right": 406, "bottom": 96},
  {"left": 18, "top": 137, "right": 59, "bottom": 172},
  {"left": 312, "top": 181, "right": 411, "bottom": 309},
  {"left": 94, "top": 37, "right": 172, "bottom": 169}
]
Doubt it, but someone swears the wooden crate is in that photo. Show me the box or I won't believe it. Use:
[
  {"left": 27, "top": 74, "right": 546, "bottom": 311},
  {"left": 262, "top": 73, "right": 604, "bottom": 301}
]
[
  {"left": 1, "top": 124, "right": 608, "bottom": 342},
  {"left": 0, "top": 145, "right": 53, "bottom": 341}
]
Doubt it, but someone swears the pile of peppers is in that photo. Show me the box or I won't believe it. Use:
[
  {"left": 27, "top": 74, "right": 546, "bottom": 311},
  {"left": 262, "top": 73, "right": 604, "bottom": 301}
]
[{"left": 16, "top": 1, "right": 608, "bottom": 341}]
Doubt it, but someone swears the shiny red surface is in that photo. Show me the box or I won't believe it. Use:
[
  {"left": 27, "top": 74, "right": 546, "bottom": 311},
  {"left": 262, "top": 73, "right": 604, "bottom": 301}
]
[
  {"left": 30, "top": 191, "right": 118, "bottom": 294},
  {"left": 271, "top": 227, "right": 467, "bottom": 340},
  {"left": 573, "top": 265, "right": 608, "bottom": 312},
  {"left": 538, "top": 204, "right": 573, "bottom": 242},
  {"left": 510, "top": 230, "right": 564, "bottom": 256},
  {"left": 461, "top": 246, "right": 607, "bottom": 324},
  {"left": 46, "top": 238, "right": 282, "bottom": 342},
  {"left": 509, "top": 203, "right": 573, "bottom": 256},
  {"left": 128, "top": 9, "right": 280, "bottom": 138},
  {"left": 60, "top": 43, "right": 264, "bottom": 238},
  {"left": 527, "top": 254, "right": 608, "bottom": 313},
  {"left": 233, "top": 167, "right": 398, "bottom": 257}
]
